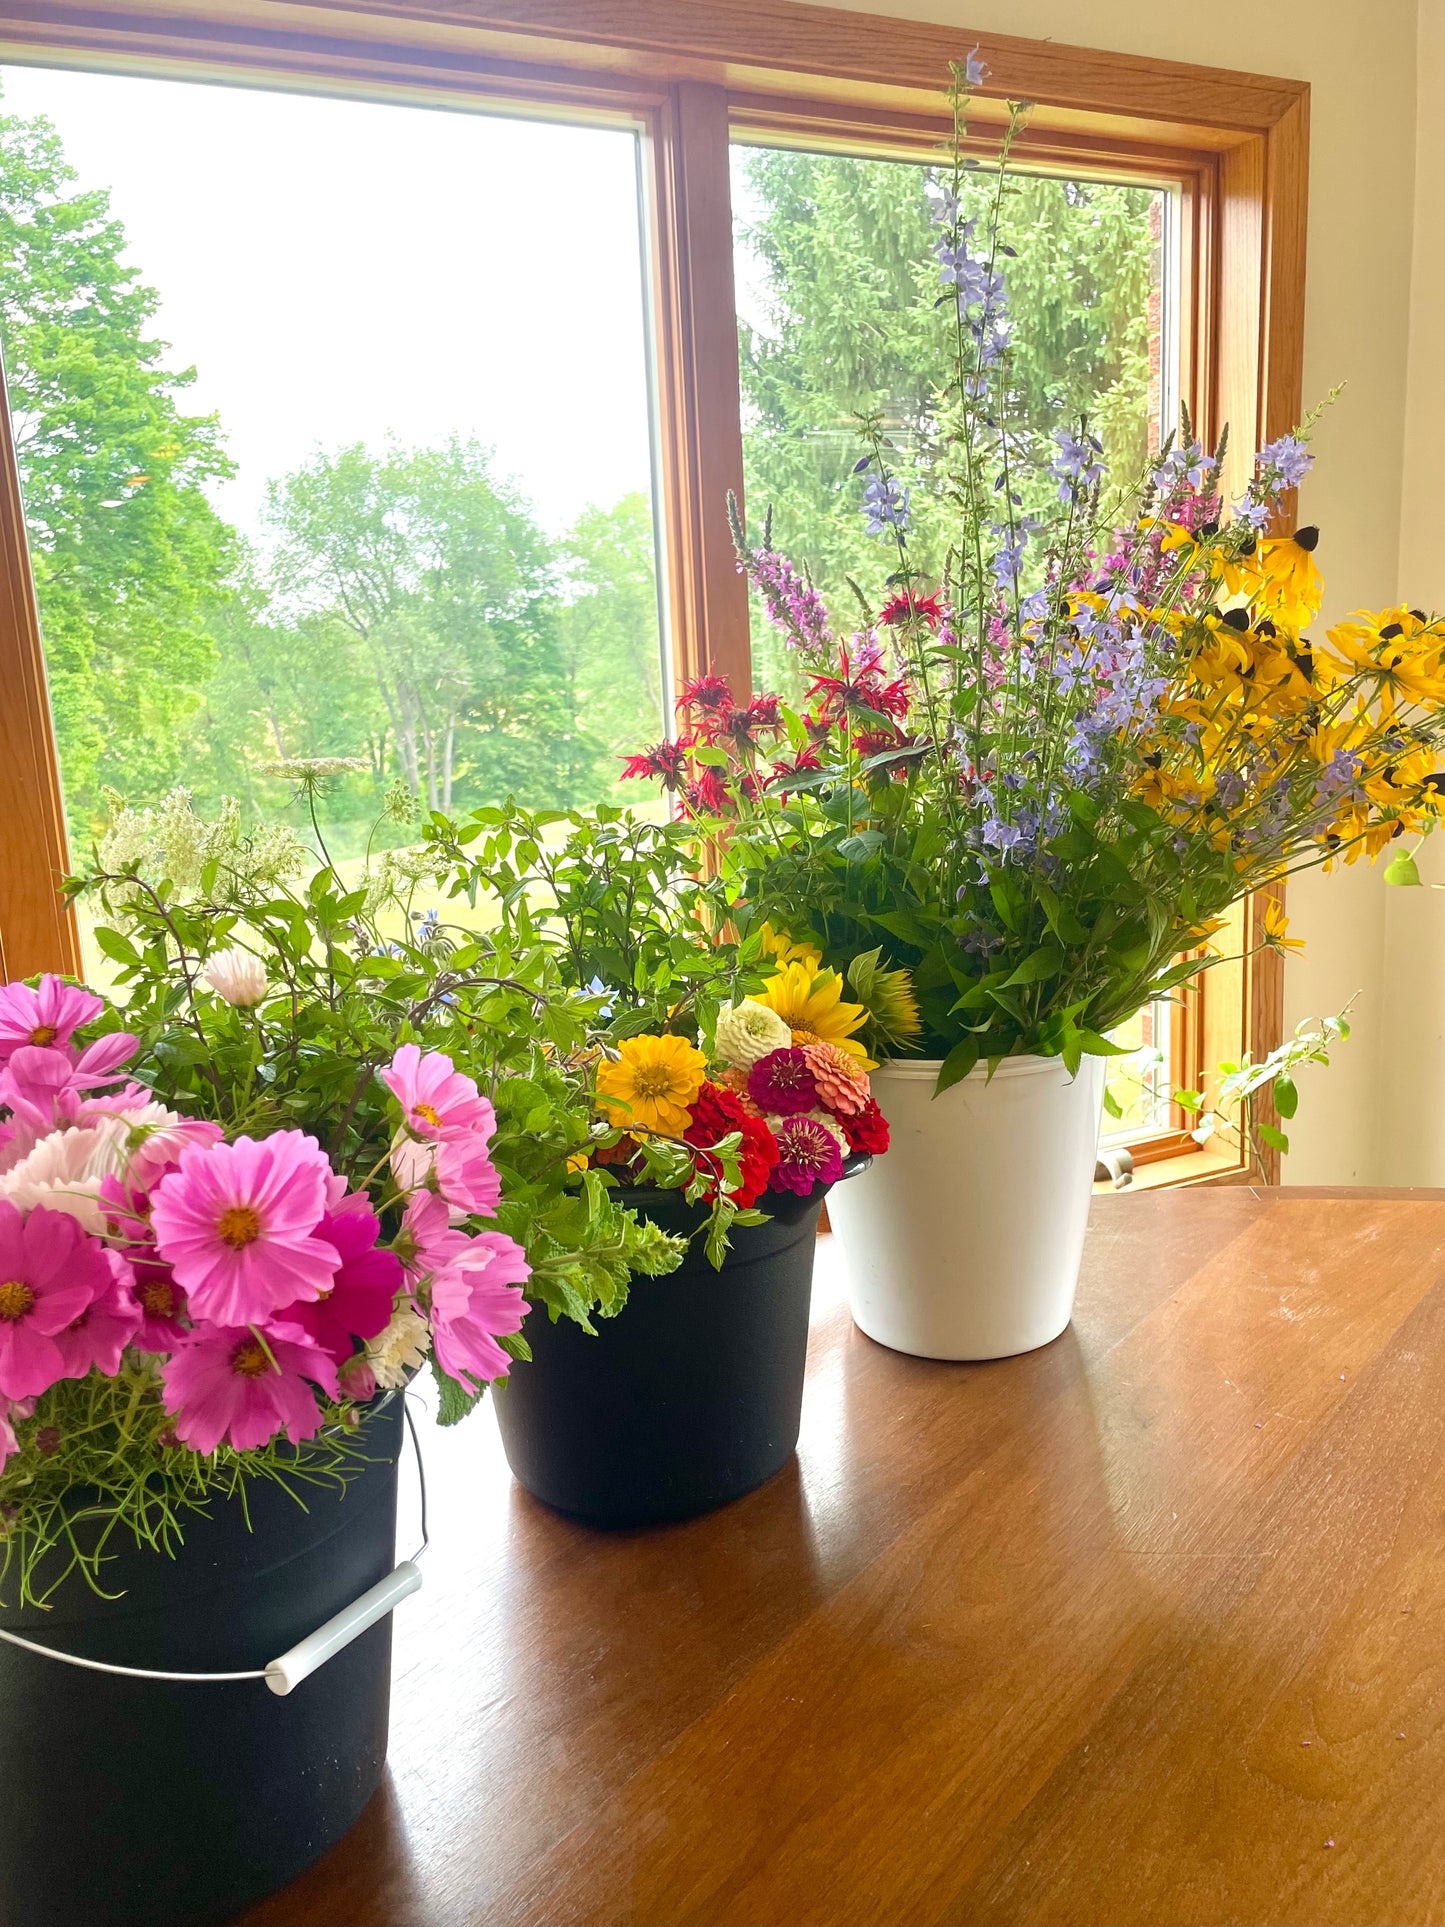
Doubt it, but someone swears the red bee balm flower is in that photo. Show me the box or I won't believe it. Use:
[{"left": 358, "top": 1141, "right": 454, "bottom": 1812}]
[
  {"left": 878, "top": 591, "right": 944, "bottom": 629},
  {"left": 621, "top": 739, "right": 691, "bottom": 790},
  {"left": 684, "top": 1081, "right": 779, "bottom": 1209}
]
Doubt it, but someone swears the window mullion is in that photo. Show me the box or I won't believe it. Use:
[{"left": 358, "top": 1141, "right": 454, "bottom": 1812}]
[{"left": 0, "top": 338, "right": 79, "bottom": 979}]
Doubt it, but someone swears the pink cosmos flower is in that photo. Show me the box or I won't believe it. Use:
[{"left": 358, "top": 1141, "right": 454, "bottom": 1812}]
[
  {"left": 381, "top": 1043, "right": 496, "bottom": 1144},
  {"left": 747, "top": 1047, "right": 820, "bottom": 1118},
  {"left": 381, "top": 1045, "right": 499, "bottom": 1207},
  {"left": 53, "top": 1248, "right": 142, "bottom": 1379},
  {"left": 398, "top": 1190, "right": 468, "bottom": 1277},
  {"left": 289, "top": 1193, "right": 403, "bottom": 1364},
  {"left": 768, "top": 1113, "right": 844, "bottom": 1196},
  {"left": 0, "top": 1403, "right": 16, "bottom": 1471},
  {"left": 0, "top": 1201, "right": 113, "bottom": 1399},
  {"left": 149, "top": 1131, "right": 340, "bottom": 1328},
  {"left": 161, "top": 1320, "right": 340, "bottom": 1454},
  {"left": 0, "top": 977, "right": 102, "bottom": 1062},
  {"left": 429, "top": 1230, "right": 530, "bottom": 1390},
  {"left": 424, "top": 1135, "right": 503, "bottom": 1218}
]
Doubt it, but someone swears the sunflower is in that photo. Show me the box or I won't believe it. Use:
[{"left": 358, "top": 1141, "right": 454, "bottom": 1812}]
[
  {"left": 758, "top": 922, "right": 823, "bottom": 972},
  {"left": 756, "top": 962, "right": 873, "bottom": 1065},
  {"left": 594, "top": 1034, "right": 708, "bottom": 1135},
  {"left": 854, "top": 959, "right": 922, "bottom": 1045}
]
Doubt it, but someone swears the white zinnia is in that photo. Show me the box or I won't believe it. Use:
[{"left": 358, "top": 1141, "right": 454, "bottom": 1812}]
[
  {"left": 0, "top": 1120, "right": 134, "bottom": 1233},
  {"left": 202, "top": 946, "right": 268, "bottom": 1008},
  {"left": 713, "top": 998, "right": 792, "bottom": 1071},
  {"left": 366, "top": 1304, "right": 432, "bottom": 1390}
]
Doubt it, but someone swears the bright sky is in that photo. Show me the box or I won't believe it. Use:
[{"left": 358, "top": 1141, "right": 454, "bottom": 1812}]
[{"left": 0, "top": 63, "right": 657, "bottom": 541}]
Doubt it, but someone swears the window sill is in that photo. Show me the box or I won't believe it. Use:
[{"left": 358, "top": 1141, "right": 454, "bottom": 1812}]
[{"left": 1094, "top": 1141, "right": 1251, "bottom": 1194}]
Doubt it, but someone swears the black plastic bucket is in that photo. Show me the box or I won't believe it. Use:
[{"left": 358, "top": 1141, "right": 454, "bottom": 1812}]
[
  {"left": 0, "top": 1395, "right": 405, "bottom": 1927},
  {"left": 494, "top": 1175, "right": 852, "bottom": 1528}
]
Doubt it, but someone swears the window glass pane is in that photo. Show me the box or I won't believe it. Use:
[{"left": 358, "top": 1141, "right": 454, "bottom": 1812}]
[
  {"left": 0, "top": 67, "right": 669, "bottom": 972},
  {"left": 730, "top": 143, "right": 1171, "bottom": 701}
]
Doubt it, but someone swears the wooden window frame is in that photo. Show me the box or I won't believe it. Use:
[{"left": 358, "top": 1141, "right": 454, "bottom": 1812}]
[{"left": 0, "top": 0, "right": 1306, "bottom": 1183}]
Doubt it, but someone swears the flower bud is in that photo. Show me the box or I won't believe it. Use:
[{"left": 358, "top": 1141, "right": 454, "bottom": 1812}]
[
  {"left": 338, "top": 1353, "right": 377, "bottom": 1403},
  {"left": 201, "top": 947, "right": 268, "bottom": 1008}
]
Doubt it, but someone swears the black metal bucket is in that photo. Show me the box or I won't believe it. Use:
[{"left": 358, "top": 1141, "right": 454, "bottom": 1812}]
[
  {"left": 0, "top": 1396, "right": 405, "bottom": 1927},
  {"left": 494, "top": 1174, "right": 855, "bottom": 1528}
]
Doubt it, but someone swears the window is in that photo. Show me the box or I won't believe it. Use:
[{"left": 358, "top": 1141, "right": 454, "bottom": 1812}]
[
  {"left": 0, "top": 3, "right": 1307, "bottom": 1182},
  {"left": 0, "top": 65, "right": 670, "bottom": 979}
]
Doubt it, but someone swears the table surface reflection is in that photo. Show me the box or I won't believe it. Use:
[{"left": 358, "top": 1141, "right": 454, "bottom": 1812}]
[{"left": 240, "top": 1188, "right": 1445, "bottom": 1927}]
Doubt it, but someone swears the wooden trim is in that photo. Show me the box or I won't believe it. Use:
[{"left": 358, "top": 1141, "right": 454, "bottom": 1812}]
[
  {"left": 0, "top": 1, "right": 1309, "bottom": 141},
  {"left": 0, "top": 338, "right": 80, "bottom": 981},
  {"left": 647, "top": 82, "right": 750, "bottom": 700}
]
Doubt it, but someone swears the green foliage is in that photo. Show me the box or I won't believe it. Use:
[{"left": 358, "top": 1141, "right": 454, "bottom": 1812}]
[
  {"left": 426, "top": 801, "right": 763, "bottom": 1036},
  {"left": 1184, "top": 1008, "right": 1354, "bottom": 1172},
  {"left": 0, "top": 1354, "right": 375, "bottom": 1609}
]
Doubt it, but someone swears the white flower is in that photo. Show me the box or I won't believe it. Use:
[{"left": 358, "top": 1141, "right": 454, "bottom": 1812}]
[
  {"left": 0, "top": 1120, "right": 134, "bottom": 1233},
  {"left": 202, "top": 947, "right": 268, "bottom": 1007},
  {"left": 713, "top": 998, "right": 792, "bottom": 1070},
  {"left": 366, "top": 1303, "right": 432, "bottom": 1389}
]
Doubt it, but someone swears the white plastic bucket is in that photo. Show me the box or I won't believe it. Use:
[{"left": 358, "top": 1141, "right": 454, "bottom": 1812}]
[{"left": 828, "top": 1053, "right": 1105, "bottom": 1360}]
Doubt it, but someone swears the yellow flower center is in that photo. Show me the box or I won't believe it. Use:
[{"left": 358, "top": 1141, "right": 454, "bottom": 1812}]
[
  {"left": 631, "top": 1066, "right": 680, "bottom": 1100},
  {"left": 138, "top": 1278, "right": 175, "bottom": 1317},
  {"left": 0, "top": 1279, "right": 35, "bottom": 1322},
  {"left": 412, "top": 1101, "right": 443, "bottom": 1128},
  {"left": 27, "top": 1024, "right": 57, "bottom": 1046},
  {"left": 217, "top": 1205, "right": 262, "bottom": 1251},
  {"left": 231, "top": 1338, "right": 273, "bottom": 1378}
]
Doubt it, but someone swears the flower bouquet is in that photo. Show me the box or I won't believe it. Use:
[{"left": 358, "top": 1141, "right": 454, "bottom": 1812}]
[
  {"left": 621, "top": 62, "right": 1445, "bottom": 1360},
  {"left": 427, "top": 802, "right": 900, "bottom": 1522},
  {"left": 0, "top": 793, "right": 699, "bottom": 1927}
]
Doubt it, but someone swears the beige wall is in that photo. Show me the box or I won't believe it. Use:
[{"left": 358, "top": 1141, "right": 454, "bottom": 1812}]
[{"left": 798, "top": 0, "right": 1424, "bottom": 1181}]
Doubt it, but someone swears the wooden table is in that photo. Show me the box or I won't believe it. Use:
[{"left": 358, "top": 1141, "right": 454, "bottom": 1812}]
[{"left": 241, "top": 1189, "right": 1445, "bottom": 1927}]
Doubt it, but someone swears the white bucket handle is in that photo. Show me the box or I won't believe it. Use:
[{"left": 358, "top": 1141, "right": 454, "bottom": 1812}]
[{"left": 0, "top": 1398, "right": 428, "bottom": 1697}]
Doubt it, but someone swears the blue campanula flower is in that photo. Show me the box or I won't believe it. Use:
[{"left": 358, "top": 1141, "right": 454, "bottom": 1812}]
[{"left": 862, "top": 475, "right": 911, "bottom": 537}]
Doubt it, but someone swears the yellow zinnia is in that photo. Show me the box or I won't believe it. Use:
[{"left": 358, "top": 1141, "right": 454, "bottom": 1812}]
[
  {"left": 756, "top": 962, "right": 873, "bottom": 1065},
  {"left": 594, "top": 1033, "right": 707, "bottom": 1135}
]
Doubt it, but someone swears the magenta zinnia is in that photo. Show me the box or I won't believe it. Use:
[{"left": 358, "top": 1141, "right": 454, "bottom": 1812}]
[
  {"left": 149, "top": 1130, "right": 340, "bottom": 1328},
  {"left": 769, "top": 1115, "right": 844, "bottom": 1196},
  {"left": 746, "top": 1047, "right": 819, "bottom": 1117}
]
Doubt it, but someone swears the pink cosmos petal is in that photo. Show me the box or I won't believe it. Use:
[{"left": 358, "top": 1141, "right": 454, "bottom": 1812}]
[
  {"left": 429, "top": 1229, "right": 530, "bottom": 1390},
  {"left": 0, "top": 1402, "right": 16, "bottom": 1471},
  {"left": 0, "top": 977, "right": 102, "bottom": 1062},
  {"left": 0, "top": 1046, "right": 87, "bottom": 1134},
  {"left": 150, "top": 1131, "right": 340, "bottom": 1328},
  {"left": 54, "top": 1249, "right": 143, "bottom": 1379},
  {"left": 70, "top": 1033, "right": 139, "bottom": 1082},
  {"left": 161, "top": 1320, "right": 340, "bottom": 1455}
]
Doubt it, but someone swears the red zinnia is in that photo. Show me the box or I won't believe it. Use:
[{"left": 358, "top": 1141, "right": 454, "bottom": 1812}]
[
  {"left": 684, "top": 1081, "right": 779, "bottom": 1209},
  {"left": 841, "top": 1097, "right": 890, "bottom": 1157}
]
